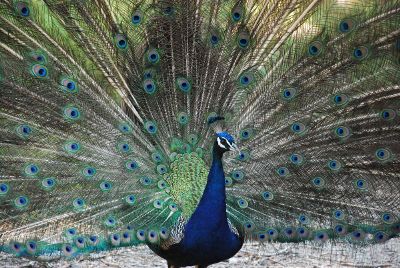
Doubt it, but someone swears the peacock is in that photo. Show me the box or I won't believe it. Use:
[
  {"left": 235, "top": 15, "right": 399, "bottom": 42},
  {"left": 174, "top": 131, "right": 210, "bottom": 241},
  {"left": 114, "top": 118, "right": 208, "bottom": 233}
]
[{"left": 0, "top": 0, "right": 400, "bottom": 267}]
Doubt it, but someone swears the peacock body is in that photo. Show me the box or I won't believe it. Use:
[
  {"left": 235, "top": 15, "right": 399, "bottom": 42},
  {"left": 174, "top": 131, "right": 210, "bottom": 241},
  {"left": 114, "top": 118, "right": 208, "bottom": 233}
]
[{"left": 0, "top": 0, "right": 400, "bottom": 267}]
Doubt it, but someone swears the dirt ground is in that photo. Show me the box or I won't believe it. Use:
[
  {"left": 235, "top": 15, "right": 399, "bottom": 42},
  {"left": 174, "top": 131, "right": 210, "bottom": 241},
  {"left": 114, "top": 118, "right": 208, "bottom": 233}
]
[{"left": 1, "top": 238, "right": 399, "bottom": 267}]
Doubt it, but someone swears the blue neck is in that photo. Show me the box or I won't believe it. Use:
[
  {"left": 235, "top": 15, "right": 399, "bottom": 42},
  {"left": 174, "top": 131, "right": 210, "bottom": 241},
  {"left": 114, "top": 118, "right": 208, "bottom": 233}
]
[
  {"left": 186, "top": 145, "right": 228, "bottom": 228},
  {"left": 182, "top": 144, "right": 230, "bottom": 242},
  {"left": 160, "top": 144, "right": 243, "bottom": 266}
]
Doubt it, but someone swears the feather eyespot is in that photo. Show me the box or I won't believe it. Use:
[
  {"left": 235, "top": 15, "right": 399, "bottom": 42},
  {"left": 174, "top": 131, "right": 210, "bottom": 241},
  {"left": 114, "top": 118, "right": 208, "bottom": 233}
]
[
  {"left": 63, "top": 105, "right": 81, "bottom": 121},
  {"left": 73, "top": 198, "right": 86, "bottom": 210},
  {"left": 125, "top": 194, "right": 136, "bottom": 205},
  {"left": 100, "top": 181, "right": 112, "bottom": 191},
  {"left": 237, "top": 31, "right": 250, "bottom": 49},
  {"left": 24, "top": 163, "right": 39, "bottom": 176},
  {"left": 380, "top": 109, "right": 396, "bottom": 120},
  {"left": 290, "top": 153, "right": 304, "bottom": 165},
  {"left": 374, "top": 231, "right": 388, "bottom": 243},
  {"left": 62, "top": 244, "right": 75, "bottom": 256},
  {"left": 237, "top": 198, "right": 248, "bottom": 208},
  {"left": 140, "top": 176, "right": 153, "bottom": 185},
  {"left": 333, "top": 209, "right": 344, "bottom": 220},
  {"left": 375, "top": 148, "right": 392, "bottom": 162},
  {"left": 143, "top": 79, "right": 157, "bottom": 94},
  {"left": 26, "top": 241, "right": 37, "bottom": 254},
  {"left": 61, "top": 78, "right": 78, "bottom": 93},
  {"left": 16, "top": 124, "right": 32, "bottom": 139},
  {"left": 125, "top": 160, "right": 139, "bottom": 171},
  {"left": 64, "top": 141, "right": 81, "bottom": 154},
  {"left": 282, "top": 88, "right": 297, "bottom": 100},
  {"left": 115, "top": 34, "right": 127, "bottom": 49},
  {"left": 14, "top": 195, "right": 29, "bottom": 209},
  {"left": 176, "top": 77, "right": 191, "bottom": 93},
  {"left": 297, "top": 227, "right": 309, "bottom": 238},
  {"left": 177, "top": 112, "right": 189, "bottom": 125},
  {"left": 231, "top": 170, "right": 244, "bottom": 181},
  {"left": 137, "top": 230, "right": 146, "bottom": 241},
  {"left": 311, "top": 177, "right": 325, "bottom": 188},
  {"left": 132, "top": 10, "right": 142, "bottom": 25},
  {"left": 82, "top": 166, "right": 96, "bottom": 177},
  {"left": 334, "top": 126, "right": 351, "bottom": 139},
  {"left": 298, "top": 214, "right": 309, "bottom": 224},
  {"left": 291, "top": 122, "right": 306, "bottom": 134},
  {"left": 144, "top": 121, "right": 157, "bottom": 134},
  {"left": 104, "top": 216, "right": 117, "bottom": 228},
  {"left": 110, "top": 233, "right": 121, "bottom": 246},
  {"left": 308, "top": 41, "right": 323, "bottom": 56},
  {"left": 119, "top": 123, "right": 132, "bottom": 133},
  {"left": 262, "top": 191, "right": 274, "bottom": 201},
  {"left": 225, "top": 177, "right": 233, "bottom": 186},
  {"left": 15, "top": 2, "right": 30, "bottom": 17},
  {"left": 231, "top": 5, "right": 244, "bottom": 22},
  {"left": 333, "top": 94, "right": 349, "bottom": 106},
  {"left": 328, "top": 160, "right": 341, "bottom": 171},
  {"left": 147, "top": 49, "right": 160, "bottom": 64},
  {"left": 353, "top": 46, "right": 369, "bottom": 60},
  {"left": 277, "top": 167, "right": 289, "bottom": 177},
  {"left": 339, "top": 19, "right": 355, "bottom": 33},
  {"left": 42, "top": 177, "right": 56, "bottom": 191},
  {"left": 160, "top": 227, "right": 169, "bottom": 239},
  {"left": 31, "top": 64, "right": 48, "bottom": 78},
  {"left": 0, "top": 183, "right": 10, "bottom": 195},
  {"left": 355, "top": 179, "right": 367, "bottom": 190},
  {"left": 210, "top": 34, "right": 219, "bottom": 45}
]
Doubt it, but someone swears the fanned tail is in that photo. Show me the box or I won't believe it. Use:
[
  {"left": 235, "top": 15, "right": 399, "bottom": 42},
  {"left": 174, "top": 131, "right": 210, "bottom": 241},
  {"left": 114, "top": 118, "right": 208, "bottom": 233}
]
[
  {"left": 223, "top": 0, "right": 400, "bottom": 244},
  {"left": 0, "top": 0, "right": 399, "bottom": 260}
]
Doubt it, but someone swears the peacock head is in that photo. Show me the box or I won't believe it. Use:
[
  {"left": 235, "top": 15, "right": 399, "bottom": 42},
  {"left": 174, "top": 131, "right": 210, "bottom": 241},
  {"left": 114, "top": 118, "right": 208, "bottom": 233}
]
[{"left": 215, "top": 132, "right": 239, "bottom": 154}]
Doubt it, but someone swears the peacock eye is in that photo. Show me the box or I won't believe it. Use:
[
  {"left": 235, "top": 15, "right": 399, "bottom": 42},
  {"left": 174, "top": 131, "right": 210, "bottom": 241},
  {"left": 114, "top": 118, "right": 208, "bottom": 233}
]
[
  {"left": 237, "top": 31, "right": 250, "bottom": 49},
  {"left": 176, "top": 77, "right": 191, "bottom": 93},
  {"left": 291, "top": 122, "right": 306, "bottom": 134},
  {"left": 132, "top": 10, "right": 142, "bottom": 25},
  {"left": 24, "top": 163, "right": 40, "bottom": 176},
  {"left": 63, "top": 105, "right": 81, "bottom": 121},
  {"left": 380, "top": 109, "right": 396, "bottom": 120},
  {"left": 0, "top": 183, "right": 10, "bottom": 195},
  {"left": 15, "top": 2, "right": 30, "bottom": 17},
  {"left": 115, "top": 34, "right": 127, "bottom": 49},
  {"left": 308, "top": 41, "right": 323, "bottom": 56},
  {"left": 143, "top": 79, "right": 157, "bottom": 94},
  {"left": 61, "top": 78, "right": 78, "bottom": 93},
  {"left": 31, "top": 64, "right": 48, "bottom": 78},
  {"left": 14, "top": 195, "right": 29, "bottom": 208},
  {"left": 144, "top": 121, "right": 158, "bottom": 134},
  {"left": 82, "top": 166, "right": 96, "bottom": 177},
  {"left": 339, "top": 18, "right": 355, "bottom": 33},
  {"left": 334, "top": 126, "right": 351, "bottom": 139},
  {"left": 328, "top": 160, "right": 341, "bottom": 171},
  {"left": 353, "top": 46, "right": 369, "bottom": 60},
  {"left": 100, "top": 181, "right": 112, "bottom": 191},
  {"left": 16, "top": 124, "right": 32, "bottom": 138},
  {"left": 282, "top": 88, "right": 297, "bottom": 100},
  {"left": 147, "top": 49, "right": 160, "bottom": 64},
  {"left": 73, "top": 198, "right": 86, "bottom": 210},
  {"left": 177, "top": 112, "right": 189, "bottom": 125},
  {"left": 42, "top": 177, "right": 56, "bottom": 191},
  {"left": 163, "top": 6, "right": 174, "bottom": 16},
  {"left": 375, "top": 148, "right": 391, "bottom": 161},
  {"left": 333, "top": 93, "right": 349, "bottom": 106},
  {"left": 374, "top": 231, "right": 388, "bottom": 243}
]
